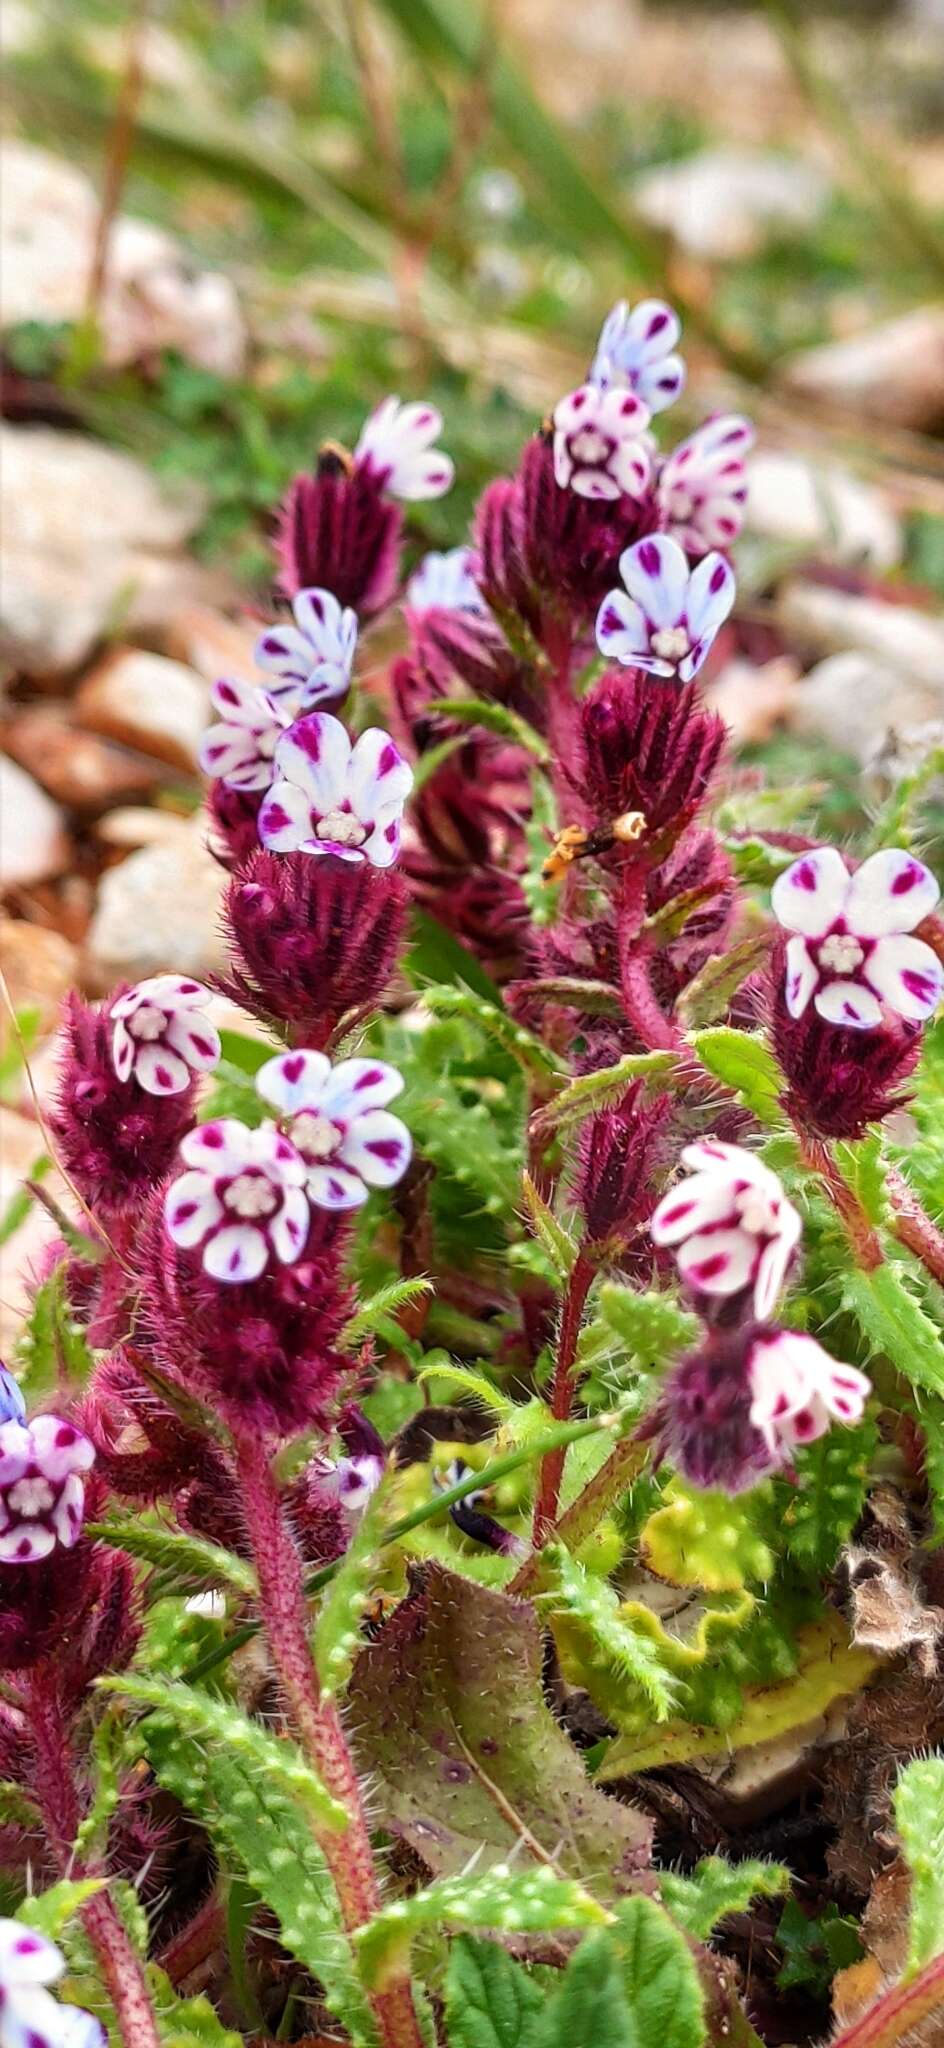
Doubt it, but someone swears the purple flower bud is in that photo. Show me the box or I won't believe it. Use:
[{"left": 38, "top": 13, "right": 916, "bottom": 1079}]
[
  {"left": 52, "top": 993, "right": 197, "bottom": 1217},
  {"left": 222, "top": 849, "right": 409, "bottom": 1042},
  {"left": 275, "top": 459, "right": 402, "bottom": 617},
  {"left": 578, "top": 670, "right": 726, "bottom": 838},
  {"left": 577, "top": 1084, "right": 672, "bottom": 1251},
  {"left": 206, "top": 780, "right": 264, "bottom": 869}
]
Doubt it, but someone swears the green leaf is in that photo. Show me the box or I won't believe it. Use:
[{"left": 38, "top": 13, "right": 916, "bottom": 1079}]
[
  {"left": 661, "top": 1857, "right": 790, "bottom": 1941},
  {"left": 774, "top": 1897, "right": 863, "bottom": 1996},
  {"left": 13, "top": 1263, "right": 95, "bottom": 1404},
  {"left": 100, "top": 1674, "right": 348, "bottom": 1833},
  {"left": 843, "top": 1263, "right": 944, "bottom": 1396},
  {"left": 688, "top": 1027, "right": 785, "bottom": 1124},
  {"left": 86, "top": 1519, "right": 258, "bottom": 1598},
  {"left": 778, "top": 1418, "right": 876, "bottom": 1573},
  {"left": 536, "top": 1546, "right": 680, "bottom": 1720},
  {"left": 610, "top": 1896, "right": 705, "bottom": 2048},
  {"left": 16, "top": 1878, "right": 105, "bottom": 1939},
  {"left": 0, "top": 1782, "right": 41, "bottom": 1828},
  {"left": 421, "top": 986, "right": 564, "bottom": 1082},
  {"left": 444, "top": 1936, "right": 543, "bottom": 2048},
  {"left": 596, "top": 1284, "right": 699, "bottom": 1372},
  {"left": 342, "top": 1276, "right": 433, "bottom": 1346},
  {"left": 896, "top": 1755, "right": 944, "bottom": 1974},
  {"left": 357, "top": 1865, "right": 607, "bottom": 1991},
  {"left": 641, "top": 1482, "right": 774, "bottom": 1593},
  {"left": 677, "top": 935, "right": 772, "bottom": 1030},
  {"left": 314, "top": 1470, "right": 392, "bottom": 1696},
  {"left": 427, "top": 696, "right": 550, "bottom": 763},
  {"left": 521, "top": 1172, "right": 578, "bottom": 1284},
  {"left": 405, "top": 910, "right": 501, "bottom": 1002},
  {"left": 535, "top": 1051, "right": 678, "bottom": 1132},
  {"left": 216, "top": 1027, "right": 276, "bottom": 1074},
  {"left": 155, "top": 1986, "right": 243, "bottom": 2048},
  {"left": 533, "top": 1930, "right": 631, "bottom": 2047}
]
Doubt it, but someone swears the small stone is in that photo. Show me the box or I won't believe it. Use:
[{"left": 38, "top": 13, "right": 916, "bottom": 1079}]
[
  {"left": 0, "top": 918, "right": 78, "bottom": 1043},
  {"left": 163, "top": 604, "right": 261, "bottom": 684},
  {"left": 93, "top": 807, "right": 194, "bottom": 853},
  {"left": 781, "top": 307, "right": 944, "bottom": 431},
  {"left": 2, "top": 704, "right": 160, "bottom": 812},
  {"left": 789, "top": 650, "right": 944, "bottom": 764},
  {"left": 745, "top": 451, "right": 901, "bottom": 571},
  {"left": 707, "top": 655, "right": 799, "bottom": 744},
  {"left": 76, "top": 648, "right": 210, "bottom": 772},
  {"left": 777, "top": 581, "right": 944, "bottom": 695},
  {"left": 84, "top": 817, "right": 228, "bottom": 989},
  {"left": 634, "top": 147, "right": 829, "bottom": 261},
  {"left": 0, "top": 757, "right": 71, "bottom": 889}
]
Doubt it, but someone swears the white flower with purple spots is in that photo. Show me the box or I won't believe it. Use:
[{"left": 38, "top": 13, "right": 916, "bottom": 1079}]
[
  {"left": 552, "top": 383, "right": 651, "bottom": 501},
  {"left": 256, "top": 1050, "right": 411, "bottom": 1212},
  {"left": 748, "top": 1330, "right": 871, "bottom": 1462},
  {"left": 651, "top": 1139, "right": 801, "bottom": 1319},
  {"left": 406, "top": 547, "right": 485, "bottom": 614},
  {"left": 596, "top": 534, "right": 735, "bottom": 681},
  {"left": 254, "top": 588, "right": 358, "bottom": 711},
  {"left": 355, "top": 396, "right": 454, "bottom": 500},
  {"left": 772, "top": 846, "right": 943, "bottom": 1031},
  {"left": 164, "top": 1118, "right": 310, "bottom": 1283},
  {"left": 199, "top": 676, "right": 291, "bottom": 791},
  {"left": 0, "top": 1415, "right": 95, "bottom": 1564},
  {"left": 590, "top": 298, "right": 686, "bottom": 413},
  {"left": 657, "top": 414, "right": 754, "bottom": 556},
  {"left": 111, "top": 976, "right": 221, "bottom": 1097},
  {"left": 258, "top": 713, "right": 413, "bottom": 869},
  {"left": 0, "top": 1921, "right": 106, "bottom": 2048}
]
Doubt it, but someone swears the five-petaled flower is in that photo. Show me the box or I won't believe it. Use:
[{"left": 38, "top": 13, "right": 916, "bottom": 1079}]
[
  {"left": 406, "top": 546, "right": 485, "bottom": 614},
  {"left": 590, "top": 298, "right": 686, "bottom": 412},
  {"left": 111, "top": 976, "right": 221, "bottom": 1097},
  {"left": 163, "top": 1118, "right": 310, "bottom": 1283},
  {"left": 0, "top": 1415, "right": 95, "bottom": 1563},
  {"left": 354, "top": 397, "right": 454, "bottom": 500},
  {"left": 0, "top": 1922, "right": 105, "bottom": 2048},
  {"left": 254, "top": 587, "right": 358, "bottom": 710},
  {"left": 657, "top": 414, "right": 754, "bottom": 556},
  {"left": 748, "top": 1330, "right": 871, "bottom": 1461},
  {"left": 552, "top": 384, "right": 651, "bottom": 500},
  {"left": 596, "top": 534, "right": 735, "bottom": 681},
  {"left": 258, "top": 713, "right": 413, "bottom": 868},
  {"left": 651, "top": 1139, "right": 801, "bottom": 1320},
  {"left": 772, "top": 846, "right": 943, "bottom": 1030},
  {"left": 199, "top": 676, "right": 291, "bottom": 791},
  {"left": 257, "top": 1049, "right": 412, "bottom": 1210}
]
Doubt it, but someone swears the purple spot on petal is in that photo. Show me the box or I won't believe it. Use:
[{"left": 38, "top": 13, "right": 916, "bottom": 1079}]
[
  {"left": 217, "top": 682, "right": 238, "bottom": 704},
  {"left": 55, "top": 1425, "right": 76, "bottom": 1448},
  {"left": 368, "top": 1139, "right": 402, "bottom": 1164},
  {"left": 191, "top": 1035, "right": 215, "bottom": 1058},
  {"left": 355, "top": 1068, "right": 384, "bottom": 1090},
  {"left": 155, "top": 1066, "right": 173, "bottom": 1088},
  {"left": 283, "top": 1054, "right": 305, "bottom": 1083},
  {"left": 378, "top": 743, "right": 399, "bottom": 776},
  {"left": 709, "top": 561, "right": 727, "bottom": 594},
  {"left": 173, "top": 1202, "right": 197, "bottom": 1224},
  {"left": 902, "top": 969, "right": 934, "bottom": 999},
  {"left": 660, "top": 1199, "right": 694, "bottom": 1226},
  {"left": 295, "top": 723, "right": 322, "bottom": 762},
  {"left": 793, "top": 861, "right": 817, "bottom": 892},
  {"left": 262, "top": 803, "right": 289, "bottom": 833},
  {"left": 638, "top": 540, "right": 661, "bottom": 577},
  {"left": 891, "top": 862, "right": 922, "bottom": 895},
  {"left": 202, "top": 1128, "right": 224, "bottom": 1149},
  {"left": 692, "top": 1253, "right": 730, "bottom": 1282},
  {"left": 647, "top": 310, "right": 669, "bottom": 338},
  {"left": 600, "top": 605, "right": 623, "bottom": 637}
]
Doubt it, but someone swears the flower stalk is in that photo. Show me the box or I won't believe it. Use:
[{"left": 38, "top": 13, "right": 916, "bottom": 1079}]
[{"left": 532, "top": 1250, "right": 595, "bottom": 1544}]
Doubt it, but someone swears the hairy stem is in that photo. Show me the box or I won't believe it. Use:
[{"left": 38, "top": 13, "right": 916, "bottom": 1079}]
[
  {"left": 29, "top": 1665, "right": 161, "bottom": 2048},
  {"left": 887, "top": 1165, "right": 944, "bottom": 1288},
  {"left": 797, "top": 1134, "right": 885, "bottom": 1272},
  {"left": 616, "top": 864, "right": 682, "bottom": 1053},
  {"left": 831, "top": 1952, "right": 944, "bottom": 2048},
  {"left": 231, "top": 1429, "right": 424, "bottom": 2048},
  {"left": 513, "top": 1434, "right": 648, "bottom": 1597},
  {"left": 532, "top": 1251, "right": 595, "bottom": 1544}
]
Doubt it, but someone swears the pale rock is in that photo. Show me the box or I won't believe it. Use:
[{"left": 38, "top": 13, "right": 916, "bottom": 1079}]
[
  {"left": 746, "top": 450, "right": 901, "bottom": 571},
  {"left": 781, "top": 307, "right": 944, "bottom": 431},
  {"left": 777, "top": 580, "right": 944, "bottom": 693},
  {"left": 84, "top": 818, "right": 228, "bottom": 988},
  {"left": 0, "top": 918, "right": 78, "bottom": 1041},
  {"left": 2, "top": 704, "right": 159, "bottom": 811},
  {"left": 1, "top": 141, "right": 246, "bottom": 376},
  {"left": 706, "top": 655, "right": 799, "bottom": 744},
  {"left": 0, "top": 423, "right": 218, "bottom": 677},
  {"left": 634, "top": 147, "right": 829, "bottom": 261},
  {"left": 164, "top": 604, "right": 261, "bottom": 684},
  {"left": 0, "top": 757, "right": 71, "bottom": 888},
  {"left": 94, "top": 807, "right": 195, "bottom": 853},
  {"left": 0, "top": 1105, "right": 75, "bottom": 1356},
  {"left": 790, "top": 651, "right": 944, "bottom": 762},
  {"left": 76, "top": 648, "right": 209, "bottom": 772}
]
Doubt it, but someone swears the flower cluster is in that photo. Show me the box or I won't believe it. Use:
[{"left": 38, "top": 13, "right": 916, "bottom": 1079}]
[{"left": 0, "top": 1414, "right": 94, "bottom": 1563}]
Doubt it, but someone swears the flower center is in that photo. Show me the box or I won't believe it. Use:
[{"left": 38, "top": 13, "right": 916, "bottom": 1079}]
[
  {"left": 316, "top": 809, "right": 367, "bottom": 847},
  {"left": 128, "top": 1002, "right": 167, "bottom": 1042},
  {"left": 224, "top": 1170, "right": 279, "bottom": 1220},
  {"left": 651, "top": 625, "right": 691, "bottom": 663},
  {"left": 291, "top": 1110, "right": 341, "bottom": 1162},
  {"left": 818, "top": 932, "right": 865, "bottom": 975},
  {"left": 8, "top": 1475, "right": 54, "bottom": 1516},
  {"left": 735, "top": 1187, "right": 779, "bottom": 1237},
  {"left": 571, "top": 426, "right": 610, "bottom": 465}
]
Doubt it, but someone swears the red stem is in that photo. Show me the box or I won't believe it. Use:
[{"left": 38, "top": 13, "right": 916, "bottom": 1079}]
[
  {"left": 797, "top": 1134, "right": 885, "bottom": 1271},
  {"left": 616, "top": 862, "right": 682, "bottom": 1053},
  {"left": 231, "top": 1429, "right": 424, "bottom": 2048},
  {"left": 831, "top": 1952, "right": 944, "bottom": 2048},
  {"left": 887, "top": 1165, "right": 944, "bottom": 1288},
  {"left": 29, "top": 1666, "right": 161, "bottom": 2048},
  {"left": 532, "top": 1251, "right": 594, "bottom": 1544}
]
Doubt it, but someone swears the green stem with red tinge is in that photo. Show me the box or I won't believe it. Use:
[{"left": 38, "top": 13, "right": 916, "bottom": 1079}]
[
  {"left": 231, "top": 1429, "right": 424, "bottom": 2048},
  {"left": 831, "top": 1953, "right": 944, "bottom": 2048},
  {"left": 532, "top": 1250, "right": 595, "bottom": 1544}
]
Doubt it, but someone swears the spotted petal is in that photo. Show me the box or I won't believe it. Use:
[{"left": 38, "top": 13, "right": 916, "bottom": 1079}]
[
  {"left": 348, "top": 727, "right": 413, "bottom": 829},
  {"left": 677, "top": 1227, "right": 755, "bottom": 1296},
  {"left": 681, "top": 550, "right": 736, "bottom": 673},
  {"left": 272, "top": 714, "right": 352, "bottom": 816},
  {"left": 0, "top": 1524, "right": 55, "bottom": 1564},
  {"left": 864, "top": 933, "right": 944, "bottom": 1022},
  {"left": 319, "top": 1058, "right": 405, "bottom": 1120},
  {"left": 338, "top": 1110, "right": 412, "bottom": 1188},
  {"left": 784, "top": 935, "right": 818, "bottom": 1019},
  {"left": 813, "top": 979, "right": 883, "bottom": 1029},
  {"left": 200, "top": 720, "right": 274, "bottom": 789},
  {"left": 0, "top": 1923, "right": 62, "bottom": 1984},
  {"left": 257, "top": 1049, "right": 332, "bottom": 1114},
  {"left": 52, "top": 1471, "right": 86, "bottom": 1549},
  {"left": 845, "top": 848, "right": 940, "bottom": 938},
  {"left": 270, "top": 1187, "right": 310, "bottom": 1264},
  {"left": 306, "top": 1162, "right": 370, "bottom": 1210},
  {"left": 180, "top": 1120, "right": 251, "bottom": 1177},
  {"left": 361, "top": 807, "right": 405, "bottom": 868},
  {"left": 618, "top": 534, "right": 691, "bottom": 629},
  {"left": 28, "top": 1414, "right": 95, "bottom": 1481},
  {"left": 0, "top": 1421, "right": 33, "bottom": 1486},
  {"left": 595, "top": 589, "right": 652, "bottom": 669},
  {"left": 134, "top": 1043, "right": 192, "bottom": 1095},
  {"left": 294, "top": 587, "right": 357, "bottom": 665},
  {"left": 754, "top": 1208, "right": 801, "bottom": 1320},
  {"left": 203, "top": 1224, "right": 269, "bottom": 1283},
  {"left": 651, "top": 1172, "right": 735, "bottom": 1244},
  {"left": 112, "top": 1016, "right": 135, "bottom": 1082},
  {"left": 209, "top": 676, "right": 273, "bottom": 728},
  {"left": 164, "top": 1170, "right": 224, "bottom": 1248},
  {"left": 770, "top": 846, "right": 850, "bottom": 938},
  {"left": 258, "top": 779, "right": 316, "bottom": 852},
  {"left": 165, "top": 1010, "right": 221, "bottom": 1073}
]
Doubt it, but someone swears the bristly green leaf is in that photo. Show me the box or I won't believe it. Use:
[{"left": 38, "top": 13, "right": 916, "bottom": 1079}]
[
  {"left": 595, "top": 1283, "right": 699, "bottom": 1372},
  {"left": 535, "top": 1545, "right": 680, "bottom": 1720},
  {"left": 356, "top": 1865, "right": 608, "bottom": 1991},
  {"left": 778, "top": 1418, "right": 877, "bottom": 1574},
  {"left": 895, "top": 1755, "right": 944, "bottom": 1974},
  {"left": 608, "top": 1896, "right": 705, "bottom": 2048},
  {"left": 444, "top": 1936, "right": 543, "bottom": 2048},
  {"left": 843, "top": 1263, "right": 944, "bottom": 1396},
  {"left": 534, "top": 1051, "right": 678, "bottom": 1132},
  {"left": 86, "top": 1519, "right": 258, "bottom": 1599},
  {"left": 16, "top": 1878, "right": 105, "bottom": 1939},
  {"left": 532, "top": 1930, "right": 632, "bottom": 2047},
  {"left": 154, "top": 1984, "right": 244, "bottom": 2048},
  {"left": 521, "top": 1172, "right": 578, "bottom": 1284},
  {"left": 425, "top": 697, "right": 551, "bottom": 763},
  {"left": 660, "top": 1856, "right": 791, "bottom": 1940},
  {"left": 677, "top": 933, "right": 772, "bottom": 1030},
  {"left": 73, "top": 1707, "right": 127, "bottom": 1861},
  {"left": 421, "top": 986, "right": 564, "bottom": 1082},
  {"left": 688, "top": 1026, "right": 785, "bottom": 1124},
  {"left": 314, "top": 1470, "right": 392, "bottom": 1696},
  {"left": 99, "top": 1675, "right": 349, "bottom": 1833},
  {"left": 342, "top": 1276, "right": 434, "bottom": 1346},
  {"left": 13, "top": 1263, "right": 95, "bottom": 1403},
  {"left": 833, "top": 1134, "right": 889, "bottom": 1231}
]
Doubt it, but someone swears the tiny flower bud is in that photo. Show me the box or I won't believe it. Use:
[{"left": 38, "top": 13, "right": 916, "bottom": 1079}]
[
  {"left": 222, "top": 849, "right": 408, "bottom": 1042},
  {"left": 578, "top": 1084, "right": 672, "bottom": 1252}
]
